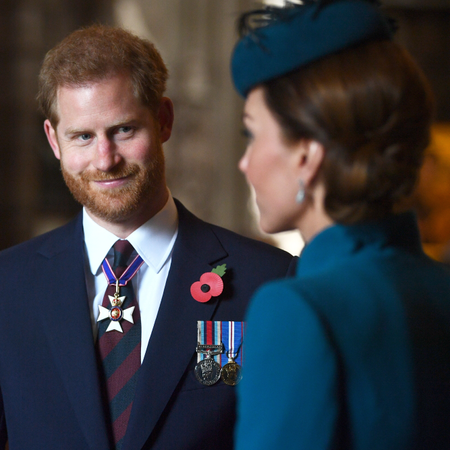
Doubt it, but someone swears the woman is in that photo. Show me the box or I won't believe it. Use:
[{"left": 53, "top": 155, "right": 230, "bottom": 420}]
[{"left": 231, "top": 1, "right": 450, "bottom": 449}]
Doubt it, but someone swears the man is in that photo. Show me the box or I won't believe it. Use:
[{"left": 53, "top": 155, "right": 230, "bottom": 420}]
[{"left": 0, "top": 25, "right": 295, "bottom": 450}]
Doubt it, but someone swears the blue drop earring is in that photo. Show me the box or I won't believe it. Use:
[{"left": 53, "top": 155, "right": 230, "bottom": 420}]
[{"left": 296, "top": 180, "right": 305, "bottom": 204}]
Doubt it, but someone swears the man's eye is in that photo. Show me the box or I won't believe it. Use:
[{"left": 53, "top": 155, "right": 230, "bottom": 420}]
[
  {"left": 118, "top": 126, "right": 132, "bottom": 133},
  {"left": 79, "top": 133, "right": 91, "bottom": 141}
]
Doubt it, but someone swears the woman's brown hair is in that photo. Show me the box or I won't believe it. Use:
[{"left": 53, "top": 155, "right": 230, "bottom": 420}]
[{"left": 262, "top": 40, "right": 434, "bottom": 224}]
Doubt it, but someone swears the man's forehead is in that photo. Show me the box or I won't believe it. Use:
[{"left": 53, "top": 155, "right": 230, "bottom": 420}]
[
  {"left": 52, "top": 78, "right": 156, "bottom": 132},
  {"left": 56, "top": 70, "right": 134, "bottom": 96},
  {"left": 54, "top": 75, "right": 139, "bottom": 115}
]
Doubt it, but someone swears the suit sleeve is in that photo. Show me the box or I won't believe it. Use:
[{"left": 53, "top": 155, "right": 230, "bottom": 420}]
[{"left": 235, "top": 281, "right": 339, "bottom": 450}]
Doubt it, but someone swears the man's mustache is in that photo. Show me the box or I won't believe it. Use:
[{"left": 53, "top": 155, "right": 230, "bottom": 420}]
[{"left": 79, "top": 164, "right": 139, "bottom": 182}]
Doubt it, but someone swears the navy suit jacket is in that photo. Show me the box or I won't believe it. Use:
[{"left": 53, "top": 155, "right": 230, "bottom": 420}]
[
  {"left": 0, "top": 200, "right": 296, "bottom": 450},
  {"left": 236, "top": 212, "right": 450, "bottom": 450}
]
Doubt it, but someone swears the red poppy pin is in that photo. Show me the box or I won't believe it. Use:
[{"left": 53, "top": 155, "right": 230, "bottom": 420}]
[{"left": 190, "top": 264, "right": 227, "bottom": 303}]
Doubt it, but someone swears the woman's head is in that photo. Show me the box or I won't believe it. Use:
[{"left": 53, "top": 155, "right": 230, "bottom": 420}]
[
  {"left": 232, "top": 0, "right": 434, "bottom": 232},
  {"left": 261, "top": 39, "right": 434, "bottom": 224}
]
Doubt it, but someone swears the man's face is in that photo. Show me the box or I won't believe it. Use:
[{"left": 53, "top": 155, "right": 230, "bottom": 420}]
[{"left": 44, "top": 73, "right": 173, "bottom": 228}]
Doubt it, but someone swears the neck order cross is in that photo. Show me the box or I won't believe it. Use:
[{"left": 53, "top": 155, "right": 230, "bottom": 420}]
[{"left": 97, "top": 244, "right": 144, "bottom": 333}]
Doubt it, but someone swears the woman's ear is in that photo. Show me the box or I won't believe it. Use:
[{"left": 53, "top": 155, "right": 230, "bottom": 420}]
[{"left": 296, "top": 140, "right": 325, "bottom": 186}]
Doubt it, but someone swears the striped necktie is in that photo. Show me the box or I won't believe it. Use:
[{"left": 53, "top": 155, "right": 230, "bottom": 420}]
[{"left": 97, "top": 239, "right": 142, "bottom": 449}]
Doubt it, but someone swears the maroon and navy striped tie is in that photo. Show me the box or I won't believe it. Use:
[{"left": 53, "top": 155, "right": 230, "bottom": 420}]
[{"left": 98, "top": 239, "right": 141, "bottom": 449}]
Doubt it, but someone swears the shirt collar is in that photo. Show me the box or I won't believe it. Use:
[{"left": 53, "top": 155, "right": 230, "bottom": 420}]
[{"left": 83, "top": 195, "right": 179, "bottom": 276}]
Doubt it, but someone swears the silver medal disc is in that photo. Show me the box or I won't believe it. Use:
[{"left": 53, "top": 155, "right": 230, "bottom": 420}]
[{"left": 195, "top": 358, "right": 222, "bottom": 386}]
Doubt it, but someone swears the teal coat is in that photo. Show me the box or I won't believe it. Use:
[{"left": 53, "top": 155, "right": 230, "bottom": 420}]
[{"left": 236, "top": 212, "right": 450, "bottom": 450}]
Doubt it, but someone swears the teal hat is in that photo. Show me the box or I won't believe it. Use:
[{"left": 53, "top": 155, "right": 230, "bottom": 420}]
[{"left": 231, "top": 0, "right": 394, "bottom": 97}]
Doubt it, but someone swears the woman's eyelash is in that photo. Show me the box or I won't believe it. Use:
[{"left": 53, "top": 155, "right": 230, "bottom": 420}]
[{"left": 241, "top": 128, "right": 253, "bottom": 139}]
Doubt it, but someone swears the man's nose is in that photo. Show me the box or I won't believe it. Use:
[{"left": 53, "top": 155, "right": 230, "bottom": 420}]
[{"left": 93, "top": 137, "right": 122, "bottom": 172}]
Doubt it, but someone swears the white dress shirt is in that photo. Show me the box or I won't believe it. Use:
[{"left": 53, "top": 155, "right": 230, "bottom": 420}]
[{"left": 83, "top": 195, "right": 179, "bottom": 362}]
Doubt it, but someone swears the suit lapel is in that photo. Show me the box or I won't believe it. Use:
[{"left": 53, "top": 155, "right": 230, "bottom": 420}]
[
  {"left": 36, "top": 215, "right": 111, "bottom": 450},
  {"left": 124, "top": 201, "right": 228, "bottom": 450}
]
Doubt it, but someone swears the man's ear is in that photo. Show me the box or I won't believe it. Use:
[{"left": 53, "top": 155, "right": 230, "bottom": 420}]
[
  {"left": 157, "top": 97, "right": 174, "bottom": 143},
  {"left": 297, "top": 140, "right": 325, "bottom": 186},
  {"left": 44, "top": 119, "right": 61, "bottom": 160}
]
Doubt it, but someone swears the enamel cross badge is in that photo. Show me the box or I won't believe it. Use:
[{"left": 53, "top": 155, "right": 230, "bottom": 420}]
[
  {"left": 97, "top": 280, "right": 136, "bottom": 333},
  {"left": 97, "top": 252, "right": 144, "bottom": 333}
]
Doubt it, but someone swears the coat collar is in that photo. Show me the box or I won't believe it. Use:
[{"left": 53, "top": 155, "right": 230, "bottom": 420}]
[{"left": 298, "top": 211, "right": 424, "bottom": 277}]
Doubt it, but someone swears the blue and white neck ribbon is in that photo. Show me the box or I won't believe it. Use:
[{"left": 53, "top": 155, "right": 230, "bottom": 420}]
[
  {"left": 197, "top": 321, "right": 245, "bottom": 366},
  {"left": 102, "top": 254, "right": 144, "bottom": 286}
]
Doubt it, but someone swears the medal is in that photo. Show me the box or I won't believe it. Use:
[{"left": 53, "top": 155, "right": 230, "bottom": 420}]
[
  {"left": 195, "top": 344, "right": 224, "bottom": 386},
  {"left": 97, "top": 280, "right": 135, "bottom": 333},
  {"left": 220, "top": 321, "right": 244, "bottom": 385},
  {"left": 97, "top": 253, "right": 144, "bottom": 333},
  {"left": 196, "top": 321, "right": 245, "bottom": 386},
  {"left": 221, "top": 346, "right": 243, "bottom": 386},
  {"left": 221, "top": 357, "right": 243, "bottom": 386}
]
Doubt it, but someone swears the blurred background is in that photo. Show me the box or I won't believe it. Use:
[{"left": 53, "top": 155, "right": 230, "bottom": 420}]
[{"left": 1, "top": 0, "right": 450, "bottom": 259}]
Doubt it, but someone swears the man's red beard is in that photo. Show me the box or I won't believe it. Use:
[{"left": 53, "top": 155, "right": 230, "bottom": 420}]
[{"left": 61, "top": 149, "right": 166, "bottom": 223}]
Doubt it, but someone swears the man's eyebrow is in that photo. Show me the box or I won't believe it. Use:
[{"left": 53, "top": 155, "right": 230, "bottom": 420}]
[
  {"left": 63, "top": 127, "right": 89, "bottom": 138},
  {"left": 63, "top": 118, "right": 140, "bottom": 137}
]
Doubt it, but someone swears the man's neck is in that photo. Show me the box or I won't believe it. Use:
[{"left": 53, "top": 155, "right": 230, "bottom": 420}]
[{"left": 85, "top": 189, "right": 170, "bottom": 239}]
